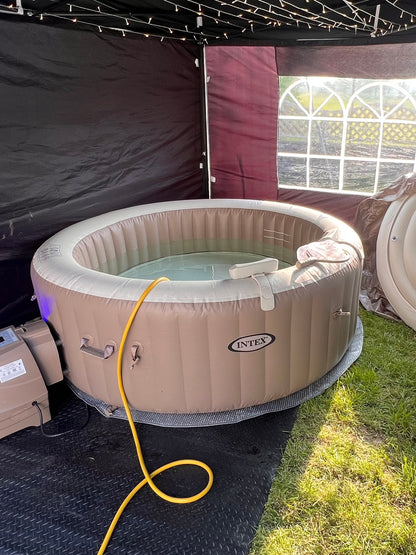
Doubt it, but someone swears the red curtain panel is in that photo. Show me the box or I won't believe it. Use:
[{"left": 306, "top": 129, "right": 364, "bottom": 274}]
[{"left": 206, "top": 46, "right": 279, "bottom": 200}]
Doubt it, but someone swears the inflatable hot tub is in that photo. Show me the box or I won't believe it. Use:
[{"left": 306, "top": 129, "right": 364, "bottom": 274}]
[
  {"left": 377, "top": 192, "right": 416, "bottom": 331},
  {"left": 31, "top": 199, "right": 363, "bottom": 425}
]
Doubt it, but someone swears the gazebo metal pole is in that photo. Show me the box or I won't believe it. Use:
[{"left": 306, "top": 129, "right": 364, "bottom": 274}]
[{"left": 199, "top": 42, "right": 212, "bottom": 199}]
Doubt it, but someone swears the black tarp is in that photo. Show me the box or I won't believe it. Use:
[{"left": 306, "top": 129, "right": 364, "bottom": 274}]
[{"left": 0, "top": 20, "right": 203, "bottom": 327}]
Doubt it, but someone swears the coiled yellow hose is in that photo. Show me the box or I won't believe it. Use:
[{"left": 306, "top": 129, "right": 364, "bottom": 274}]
[{"left": 97, "top": 277, "right": 214, "bottom": 555}]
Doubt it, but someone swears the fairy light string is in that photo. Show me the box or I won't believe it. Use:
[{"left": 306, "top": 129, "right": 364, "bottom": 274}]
[
  {"left": 385, "top": 0, "right": 416, "bottom": 28},
  {"left": 47, "top": 1, "right": 221, "bottom": 39},
  {"left": 5, "top": 0, "right": 416, "bottom": 42}
]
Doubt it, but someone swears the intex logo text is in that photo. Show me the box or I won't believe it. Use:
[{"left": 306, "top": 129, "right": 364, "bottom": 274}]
[{"left": 228, "top": 333, "right": 275, "bottom": 353}]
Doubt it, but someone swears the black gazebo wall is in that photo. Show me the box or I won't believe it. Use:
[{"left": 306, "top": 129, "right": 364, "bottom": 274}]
[{"left": 0, "top": 20, "right": 202, "bottom": 328}]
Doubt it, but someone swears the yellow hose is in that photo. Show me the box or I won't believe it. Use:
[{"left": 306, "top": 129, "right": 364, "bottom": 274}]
[{"left": 97, "top": 277, "right": 214, "bottom": 555}]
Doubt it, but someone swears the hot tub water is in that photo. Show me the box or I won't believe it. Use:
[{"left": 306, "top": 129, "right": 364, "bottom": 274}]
[{"left": 119, "top": 251, "right": 291, "bottom": 281}]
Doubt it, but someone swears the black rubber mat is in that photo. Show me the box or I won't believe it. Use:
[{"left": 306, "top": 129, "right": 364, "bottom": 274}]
[{"left": 0, "top": 383, "right": 297, "bottom": 555}]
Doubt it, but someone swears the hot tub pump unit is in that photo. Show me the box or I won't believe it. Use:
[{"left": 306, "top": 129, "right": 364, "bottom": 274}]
[{"left": 0, "top": 319, "right": 63, "bottom": 439}]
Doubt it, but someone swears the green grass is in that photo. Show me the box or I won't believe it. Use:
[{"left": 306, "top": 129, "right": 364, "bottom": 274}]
[{"left": 250, "top": 309, "right": 416, "bottom": 555}]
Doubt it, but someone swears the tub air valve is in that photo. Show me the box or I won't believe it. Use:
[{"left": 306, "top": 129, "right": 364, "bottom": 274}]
[
  {"left": 130, "top": 343, "right": 143, "bottom": 369},
  {"left": 332, "top": 308, "right": 351, "bottom": 319}
]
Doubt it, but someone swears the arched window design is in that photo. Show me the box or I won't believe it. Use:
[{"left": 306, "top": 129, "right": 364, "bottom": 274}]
[
  {"left": 341, "top": 83, "right": 416, "bottom": 194},
  {"left": 278, "top": 78, "right": 416, "bottom": 194}
]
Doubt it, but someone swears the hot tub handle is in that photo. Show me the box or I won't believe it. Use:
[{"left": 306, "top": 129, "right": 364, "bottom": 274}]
[{"left": 80, "top": 337, "right": 115, "bottom": 359}]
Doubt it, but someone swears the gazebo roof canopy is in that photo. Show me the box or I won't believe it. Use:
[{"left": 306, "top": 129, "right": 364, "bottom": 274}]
[{"left": 2, "top": 0, "right": 416, "bottom": 45}]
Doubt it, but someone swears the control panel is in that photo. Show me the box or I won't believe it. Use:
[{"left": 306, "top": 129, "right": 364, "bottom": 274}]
[{"left": 0, "top": 325, "right": 51, "bottom": 439}]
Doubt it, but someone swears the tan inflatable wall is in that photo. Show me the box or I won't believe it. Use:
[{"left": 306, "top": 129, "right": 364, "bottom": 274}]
[{"left": 31, "top": 200, "right": 363, "bottom": 415}]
